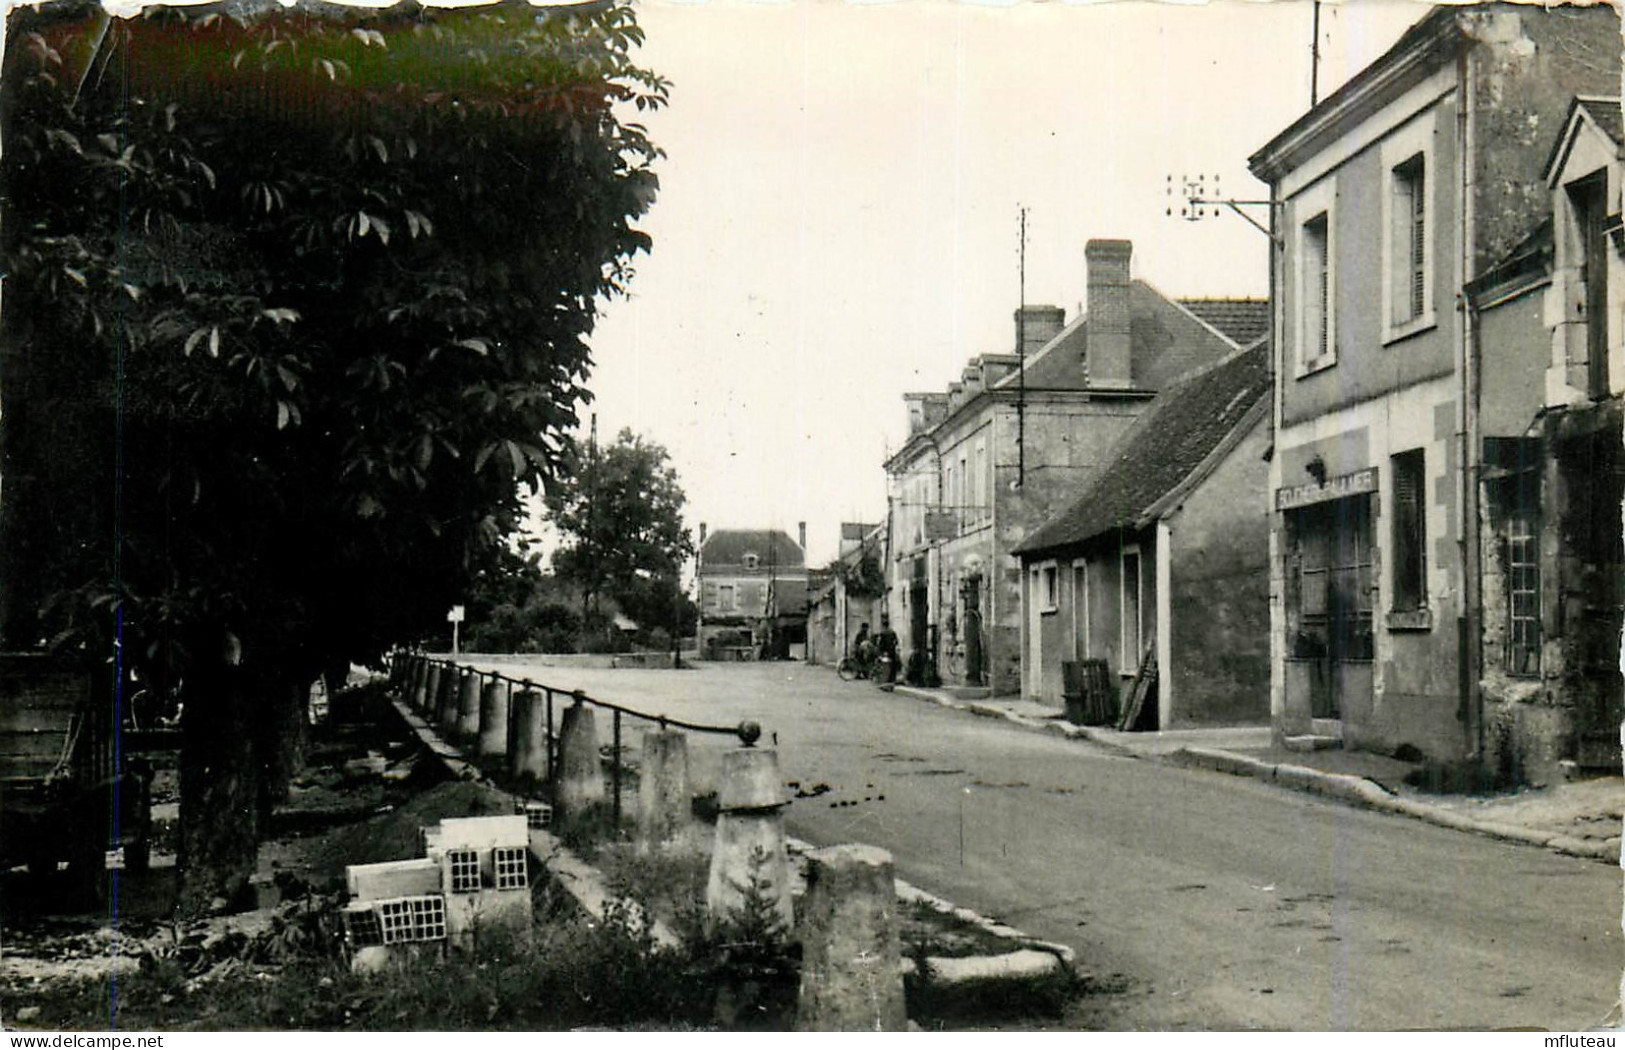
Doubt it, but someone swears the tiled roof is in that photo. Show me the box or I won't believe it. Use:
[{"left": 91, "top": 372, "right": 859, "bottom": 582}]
[
  {"left": 1015, "top": 342, "right": 1271, "bottom": 556},
  {"left": 699, "top": 529, "right": 806, "bottom": 570},
  {"left": 1177, "top": 298, "right": 1270, "bottom": 348}
]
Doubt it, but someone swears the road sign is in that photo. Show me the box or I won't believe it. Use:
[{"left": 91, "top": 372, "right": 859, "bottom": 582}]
[{"left": 447, "top": 605, "right": 465, "bottom": 623}]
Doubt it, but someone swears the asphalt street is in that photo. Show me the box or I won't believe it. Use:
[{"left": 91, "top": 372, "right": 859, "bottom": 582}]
[{"left": 462, "top": 658, "right": 1622, "bottom": 1031}]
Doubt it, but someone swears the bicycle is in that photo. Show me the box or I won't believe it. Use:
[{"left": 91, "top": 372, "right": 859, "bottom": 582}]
[{"left": 836, "top": 651, "right": 873, "bottom": 681}]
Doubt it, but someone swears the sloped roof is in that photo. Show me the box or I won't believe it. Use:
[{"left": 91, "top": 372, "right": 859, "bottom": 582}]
[
  {"left": 1177, "top": 299, "right": 1270, "bottom": 348},
  {"left": 1546, "top": 95, "right": 1623, "bottom": 184},
  {"left": 994, "top": 283, "right": 1266, "bottom": 393},
  {"left": 1015, "top": 342, "right": 1271, "bottom": 557},
  {"left": 699, "top": 529, "right": 805, "bottom": 570}
]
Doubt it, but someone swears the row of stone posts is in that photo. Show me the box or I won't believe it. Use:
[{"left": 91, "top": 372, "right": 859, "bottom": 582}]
[{"left": 390, "top": 653, "right": 909, "bottom": 1031}]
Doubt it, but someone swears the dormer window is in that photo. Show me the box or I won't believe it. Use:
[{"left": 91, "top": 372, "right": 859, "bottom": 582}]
[
  {"left": 1568, "top": 169, "right": 1610, "bottom": 398},
  {"left": 743, "top": 553, "right": 759, "bottom": 570}
]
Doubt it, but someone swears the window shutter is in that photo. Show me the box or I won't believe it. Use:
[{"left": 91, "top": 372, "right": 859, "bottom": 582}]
[{"left": 1410, "top": 169, "right": 1426, "bottom": 317}]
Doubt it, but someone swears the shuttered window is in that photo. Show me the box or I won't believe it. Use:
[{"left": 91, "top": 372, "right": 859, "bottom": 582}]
[
  {"left": 1302, "top": 213, "right": 1330, "bottom": 365},
  {"left": 1391, "top": 155, "right": 1426, "bottom": 325},
  {"left": 1390, "top": 450, "right": 1427, "bottom": 611}
]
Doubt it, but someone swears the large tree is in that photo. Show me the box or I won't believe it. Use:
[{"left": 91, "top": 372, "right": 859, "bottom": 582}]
[
  {"left": 545, "top": 428, "right": 693, "bottom": 640},
  {"left": 0, "top": 0, "right": 666, "bottom": 911}
]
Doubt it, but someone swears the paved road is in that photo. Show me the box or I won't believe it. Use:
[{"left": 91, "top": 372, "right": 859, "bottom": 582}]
[{"left": 462, "top": 658, "right": 1622, "bottom": 1030}]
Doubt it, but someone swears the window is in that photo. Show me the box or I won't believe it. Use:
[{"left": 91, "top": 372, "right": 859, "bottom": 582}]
[
  {"left": 1301, "top": 212, "right": 1332, "bottom": 368},
  {"left": 1390, "top": 450, "right": 1427, "bottom": 612},
  {"left": 1568, "top": 171, "right": 1610, "bottom": 397},
  {"left": 742, "top": 553, "right": 759, "bottom": 571},
  {"left": 971, "top": 439, "right": 988, "bottom": 525},
  {"left": 1072, "top": 561, "right": 1089, "bottom": 659},
  {"left": 1390, "top": 155, "right": 1427, "bottom": 326},
  {"left": 1041, "top": 563, "right": 1059, "bottom": 611},
  {"left": 1382, "top": 115, "right": 1436, "bottom": 342},
  {"left": 718, "top": 584, "right": 735, "bottom": 612},
  {"left": 1505, "top": 509, "right": 1540, "bottom": 675},
  {"left": 1121, "top": 547, "right": 1143, "bottom": 673}
]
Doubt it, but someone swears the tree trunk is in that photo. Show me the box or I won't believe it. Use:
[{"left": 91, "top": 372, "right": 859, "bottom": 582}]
[{"left": 176, "top": 657, "right": 262, "bottom": 918}]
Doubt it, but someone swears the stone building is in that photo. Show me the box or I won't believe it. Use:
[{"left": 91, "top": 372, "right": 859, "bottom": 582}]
[
  {"left": 696, "top": 525, "right": 809, "bottom": 659},
  {"left": 1247, "top": 3, "right": 1620, "bottom": 772},
  {"left": 883, "top": 239, "right": 1266, "bottom": 694},
  {"left": 806, "top": 522, "right": 886, "bottom": 668},
  {"left": 1014, "top": 342, "right": 1272, "bottom": 727}
]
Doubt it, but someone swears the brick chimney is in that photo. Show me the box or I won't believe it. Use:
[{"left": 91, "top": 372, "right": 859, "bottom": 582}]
[
  {"left": 1014, "top": 305, "right": 1065, "bottom": 357},
  {"left": 699, "top": 522, "right": 708, "bottom": 547},
  {"left": 797, "top": 521, "right": 806, "bottom": 552},
  {"left": 1085, "top": 239, "right": 1133, "bottom": 389}
]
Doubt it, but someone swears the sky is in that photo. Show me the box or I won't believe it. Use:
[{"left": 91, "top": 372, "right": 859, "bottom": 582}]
[{"left": 575, "top": 0, "right": 1432, "bottom": 566}]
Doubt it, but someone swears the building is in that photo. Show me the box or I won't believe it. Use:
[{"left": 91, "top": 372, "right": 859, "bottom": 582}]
[
  {"left": 1014, "top": 341, "right": 1273, "bottom": 727},
  {"left": 1247, "top": 3, "right": 1620, "bottom": 773},
  {"left": 807, "top": 522, "right": 886, "bottom": 667},
  {"left": 695, "top": 524, "right": 810, "bottom": 659},
  {"left": 1458, "top": 94, "right": 1624, "bottom": 783},
  {"left": 884, "top": 238, "right": 1267, "bottom": 694}
]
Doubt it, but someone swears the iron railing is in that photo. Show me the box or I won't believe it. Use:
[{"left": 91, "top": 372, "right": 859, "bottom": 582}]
[{"left": 389, "top": 652, "right": 761, "bottom": 826}]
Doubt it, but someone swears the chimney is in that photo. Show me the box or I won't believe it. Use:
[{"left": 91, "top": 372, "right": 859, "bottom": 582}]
[
  {"left": 699, "top": 522, "right": 708, "bottom": 547},
  {"left": 1085, "top": 239, "right": 1133, "bottom": 389},
  {"left": 797, "top": 521, "right": 806, "bottom": 552},
  {"left": 1014, "top": 305, "right": 1065, "bottom": 357}
]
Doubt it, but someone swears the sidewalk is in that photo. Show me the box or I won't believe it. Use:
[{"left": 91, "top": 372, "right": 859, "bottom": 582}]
[{"left": 893, "top": 684, "right": 1622, "bottom": 864}]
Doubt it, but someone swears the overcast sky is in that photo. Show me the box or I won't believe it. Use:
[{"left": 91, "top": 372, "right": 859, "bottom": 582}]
[{"left": 577, "top": 0, "right": 1429, "bottom": 566}]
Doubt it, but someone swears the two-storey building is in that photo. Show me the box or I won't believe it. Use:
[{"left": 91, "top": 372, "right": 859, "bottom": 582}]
[
  {"left": 1248, "top": 3, "right": 1619, "bottom": 772},
  {"left": 884, "top": 239, "right": 1266, "bottom": 694},
  {"left": 696, "top": 525, "right": 809, "bottom": 659}
]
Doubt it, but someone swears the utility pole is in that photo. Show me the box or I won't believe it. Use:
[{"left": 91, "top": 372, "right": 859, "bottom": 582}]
[{"left": 1016, "top": 205, "right": 1028, "bottom": 489}]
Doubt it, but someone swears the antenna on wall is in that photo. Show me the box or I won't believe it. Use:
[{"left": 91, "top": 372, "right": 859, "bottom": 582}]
[
  {"left": 1310, "top": 0, "right": 1323, "bottom": 106},
  {"left": 1016, "top": 205, "right": 1028, "bottom": 490}
]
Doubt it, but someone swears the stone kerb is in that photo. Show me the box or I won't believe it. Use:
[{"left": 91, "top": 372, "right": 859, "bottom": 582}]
[
  {"left": 707, "top": 746, "right": 792, "bottom": 932},
  {"left": 795, "top": 844, "right": 907, "bottom": 1032},
  {"left": 556, "top": 699, "right": 605, "bottom": 817},
  {"left": 477, "top": 678, "right": 510, "bottom": 759},
  {"left": 637, "top": 728, "right": 693, "bottom": 849}
]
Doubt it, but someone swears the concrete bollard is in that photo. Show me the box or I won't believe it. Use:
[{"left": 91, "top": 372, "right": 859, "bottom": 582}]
[
  {"left": 707, "top": 747, "right": 792, "bottom": 932},
  {"left": 438, "top": 669, "right": 462, "bottom": 736},
  {"left": 508, "top": 690, "right": 549, "bottom": 784},
  {"left": 795, "top": 844, "right": 907, "bottom": 1032},
  {"left": 409, "top": 659, "right": 428, "bottom": 711},
  {"left": 456, "top": 671, "right": 481, "bottom": 740},
  {"left": 422, "top": 663, "right": 441, "bottom": 718},
  {"left": 637, "top": 728, "right": 693, "bottom": 848},
  {"left": 556, "top": 700, "right": 605, "bottom": 818},
  {"left": 477, "top": 679, "right": 510, "bottom": 759}
]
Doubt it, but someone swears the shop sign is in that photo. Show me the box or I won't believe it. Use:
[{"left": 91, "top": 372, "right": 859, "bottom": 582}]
[{"left": 1275, "top": 467, "right": 1377, "bottom": 511}]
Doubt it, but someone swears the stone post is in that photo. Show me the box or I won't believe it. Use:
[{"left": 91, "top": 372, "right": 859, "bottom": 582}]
[
  {"left": 409, "top": 658, "right": 428, "bottom": 711},
  {"left": 637, "top": 728, "right": 692, "bottom": 848},
  {"left": 456, "top": 670, "right": 481, "bottom": 740},
  {"left": 438, "top": 668, "right": 461, "bottom": 736},
  {"left": 707, "top": 743, "right": 792, "bottom": 932},
  {"left": 477, "top": 679, "right": 510, "bottom": 760},
  {"left": 508, "top": 690, "right": 548, "bottom": 785},
  {"left": 794, "top": 844, "right": 906, "bottom": 1032},
  {"left": 422, "top": 663, "right": 441, "bottom": 718},
  {"left": 556, "top": 699, "right": 605, "bottom": 818}
]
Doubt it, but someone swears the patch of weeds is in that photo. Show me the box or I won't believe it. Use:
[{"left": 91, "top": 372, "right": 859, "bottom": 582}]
[
  {"left": 684, "top": 847, "right": 800, "bottom": 1031},
  {"left": 898, "top": 898, "right": 1023, "bottom": 959},
  {"left": 553, "top": 801, "right": 628, "bottom": 856}
]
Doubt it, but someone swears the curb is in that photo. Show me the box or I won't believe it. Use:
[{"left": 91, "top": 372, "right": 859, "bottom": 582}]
[
  {"left": 888, "top": 684, "right": 1619, "bottom": 866},
  {"left": 1164, "top": 746, "right": 1619, "bottom": 863}
]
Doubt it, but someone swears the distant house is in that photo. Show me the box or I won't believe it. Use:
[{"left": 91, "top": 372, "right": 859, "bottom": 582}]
[
  {"left": 1248, "top": 2, "right": 1620, "bottom": 772},
  {"left": 696, "top": 524, "right": 810, "bottom": 659},
  {"left": 807, "top": 522, "right": 886, "bottom": 667},
  {"left": 1015, "top": 342, "right": 1272, "bottom": 727},
  {"left": 884, "top": 238, "right": 1267, "bottom": 694}
]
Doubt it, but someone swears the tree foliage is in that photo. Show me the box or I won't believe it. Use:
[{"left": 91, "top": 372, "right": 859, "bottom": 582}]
[
  {"left": 0, "top": 0, "right": 667, "bottom": 910},
  {"left": 544, "top": 428, "right": 694, "bottom": 633}
]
